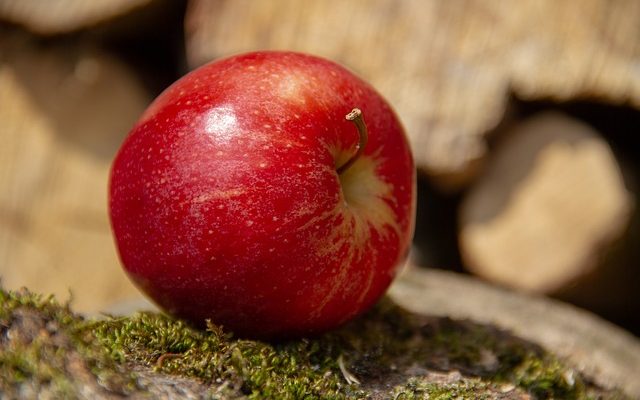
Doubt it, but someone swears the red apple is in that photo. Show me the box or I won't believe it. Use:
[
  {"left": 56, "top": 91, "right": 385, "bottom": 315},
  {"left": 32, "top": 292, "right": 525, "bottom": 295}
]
[{"left": 109, "top": 51, "right": 415, "bottom": 339}]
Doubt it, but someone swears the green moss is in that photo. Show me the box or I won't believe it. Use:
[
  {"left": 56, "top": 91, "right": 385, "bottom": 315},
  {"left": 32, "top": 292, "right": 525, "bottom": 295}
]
[
  {"left": 0, "top": 289, "right": 136, "bottom": 398},
  {"left": 88, "top": 313, "right": 356, "bottom": 399},
  {"left": 0, "top": 290, "right": 70, "bottom": 395},
  {"left": 0, "top": 288, "right": 629, "bottom": 399},
  {"left": 0, "top": 338, "right": 74, "bottom": 397},
  {"left": 511, "top": 355, "right": 583, "bottom": 399},
  {"left": 392, "top": 378, "right": 493, "bottom": 400}
]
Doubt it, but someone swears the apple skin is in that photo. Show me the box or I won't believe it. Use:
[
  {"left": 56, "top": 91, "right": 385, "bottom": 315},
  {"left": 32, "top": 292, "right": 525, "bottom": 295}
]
[{"left": 109, "top": 51, "right": 415, "bottom": 339}]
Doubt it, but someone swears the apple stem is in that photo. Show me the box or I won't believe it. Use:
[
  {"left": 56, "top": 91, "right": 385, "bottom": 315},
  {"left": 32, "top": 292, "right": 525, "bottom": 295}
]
[{"left": 337, "top": 108, "right": 368, "bottom": 175}]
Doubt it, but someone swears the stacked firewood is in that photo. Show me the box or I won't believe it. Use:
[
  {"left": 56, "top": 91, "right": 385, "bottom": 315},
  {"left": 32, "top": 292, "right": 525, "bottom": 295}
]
[{"left": 0, "top": 0, "right": 638, "bottom": 332}]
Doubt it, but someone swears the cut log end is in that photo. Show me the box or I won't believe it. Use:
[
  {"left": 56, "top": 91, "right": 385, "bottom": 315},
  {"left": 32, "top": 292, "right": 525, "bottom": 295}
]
[
  {"left": 0, "top": 39, "right": 150, "bottom": 314},
  {"left": 0, "top": 0, "right": 152, "bottom": 34},
  {"left": 459, "top": 112, "right": 634, "bottom": 293}
]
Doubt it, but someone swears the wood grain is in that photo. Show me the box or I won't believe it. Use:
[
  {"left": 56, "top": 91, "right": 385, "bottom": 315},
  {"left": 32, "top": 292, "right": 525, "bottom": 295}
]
[
  {"left": 0, "top": 0, "right": 152, "bottom": 34},
  {"left": 0, "top": 41, "right": 150, "bottom": 313},
  {"left": 185, "top": 0, "right": 640, "bottom": 188},
  {"left": 458, "top": 112, "right": 633, "bottom": 293}
]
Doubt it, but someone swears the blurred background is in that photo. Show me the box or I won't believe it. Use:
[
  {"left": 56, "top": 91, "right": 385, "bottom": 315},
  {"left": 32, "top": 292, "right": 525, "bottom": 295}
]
[{"left": 0, "top": 0, "right": 638, "bottom": 335}]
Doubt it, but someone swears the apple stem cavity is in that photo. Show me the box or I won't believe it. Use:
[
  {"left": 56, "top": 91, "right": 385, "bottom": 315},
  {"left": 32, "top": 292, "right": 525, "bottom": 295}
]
[{"left": 337, "top": 108, "right": 368, "bottom": 175}]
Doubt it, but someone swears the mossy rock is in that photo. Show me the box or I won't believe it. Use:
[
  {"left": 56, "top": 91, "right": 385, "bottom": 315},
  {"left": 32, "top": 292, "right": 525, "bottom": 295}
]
[{"left": 0, "top": 283, "right": 629, "bottom": 399}]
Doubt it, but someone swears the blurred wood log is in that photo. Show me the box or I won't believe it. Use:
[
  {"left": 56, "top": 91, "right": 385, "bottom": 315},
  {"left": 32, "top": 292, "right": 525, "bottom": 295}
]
[
  {"left": 0, "top": 0, "right": 152, "bottom": 35},
  {"left": 554, "top": 179, "right": 640, "bottom": 333},
  {"left": 458, "top": 112, "right": 633, "bottom": 293},
  {"left": 0, "top": 38, "right": 150, "bottom": 313},
  {"left": 185, "top": 0, "right": 640, "bottom": 189},
  {"left": 390, "top": 266, "right": 640, "bottom": 398}
]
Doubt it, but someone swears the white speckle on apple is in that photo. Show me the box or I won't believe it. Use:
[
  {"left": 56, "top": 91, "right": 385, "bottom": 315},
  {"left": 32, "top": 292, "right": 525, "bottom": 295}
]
[
  {"left": 192, "top": 189, "right": 246, "bottom": 203},
  {"left": 278, "top": 75, "right": 307, "bottom": 105},
  {"left": 204, "top": 105, "right": 238, "bottom": 142}
]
